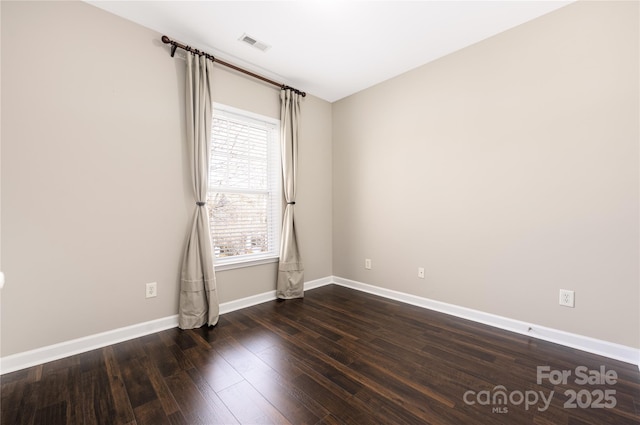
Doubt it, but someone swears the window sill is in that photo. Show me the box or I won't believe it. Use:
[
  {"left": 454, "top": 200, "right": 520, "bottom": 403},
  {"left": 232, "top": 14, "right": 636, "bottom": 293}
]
[{"left": 214, "top": 256, "right": 279, "bottom": 271}]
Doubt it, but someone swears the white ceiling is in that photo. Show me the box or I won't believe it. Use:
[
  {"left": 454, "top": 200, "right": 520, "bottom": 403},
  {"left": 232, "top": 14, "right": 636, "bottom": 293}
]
[{"left": 87, "top": 1, "right": 573, "bottom": 103}]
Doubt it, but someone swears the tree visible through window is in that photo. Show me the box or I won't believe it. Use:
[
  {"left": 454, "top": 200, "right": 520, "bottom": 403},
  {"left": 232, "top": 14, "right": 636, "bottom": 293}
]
[{"left": 208, "top": 105, "right": 281, "bottom": 266}]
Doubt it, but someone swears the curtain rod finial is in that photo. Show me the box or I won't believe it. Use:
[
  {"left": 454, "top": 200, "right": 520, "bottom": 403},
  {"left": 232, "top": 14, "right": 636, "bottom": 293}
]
[{"left": 161, "top": 35, "right": 171, "bottom": 44}]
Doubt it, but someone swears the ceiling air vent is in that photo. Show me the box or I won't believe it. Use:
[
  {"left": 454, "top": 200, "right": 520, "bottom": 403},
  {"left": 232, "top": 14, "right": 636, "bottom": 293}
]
[{"left": 239, "top": 33, "right": 271, "bottom": 52}]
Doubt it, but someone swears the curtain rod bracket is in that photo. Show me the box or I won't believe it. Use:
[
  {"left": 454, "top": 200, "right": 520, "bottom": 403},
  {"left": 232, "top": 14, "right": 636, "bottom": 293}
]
[{"left": 170, "top": 44, "right": 177, "bottom": 58}]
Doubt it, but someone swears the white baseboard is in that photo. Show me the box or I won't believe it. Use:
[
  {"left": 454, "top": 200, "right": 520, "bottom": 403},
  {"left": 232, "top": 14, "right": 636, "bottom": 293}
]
[
  {"left": 332, "top": 276, "right": 640, "bottom": 367},
  {"left": 0, "top": 276, "right": 334, "bottom": 375},
  {"left": 0, "top": 315, "right": 180, "bottom": 375},
  {"left": 303, "top": 275, "right": 334, "bottom": 291},
  {"left": 219, "top": 276, "right": 333, "bottom": 314},
  {"left": 219, "top": 290, "right": 277, "bottom": 315},
  {"left": 2, "top": 275, "right": 636, "bottom": 374}
]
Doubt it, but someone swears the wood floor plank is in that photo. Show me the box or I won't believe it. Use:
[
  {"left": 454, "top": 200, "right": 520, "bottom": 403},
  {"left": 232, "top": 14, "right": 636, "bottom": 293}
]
[
  {"left": 80, "top": 367, "right": 117, "bottom": 425},
  {"left": 213, "top": 336, "right": 273, "bottom": 376},
  {"left": 228, "top": 317, "right": 285, "bottom": 354},
  {"left": 354, "top": 386, "right": 440, "bottom": 425},
  {"left": 289, "top": 372, "right": 381, "bottom": 425},
  {"left": 102, "top": 346, "right": 137, "bottom": 424},
  {"left": 118, "top": 357, "right": 159, "bottom": 410},
  {"left": 162, "top": 369, "right": 237, "bottom": 424},
  {"left": 34, "top": 368, "right": 70, "bottom": 416},
  {"left": 2, "top": 284, "right": 638, "bottom": 425},
  {"left": 184, "top": 368, "right": 240, "bottom": 424},
  {"left": 182, "top": 345, "right": 244, "bottom": 393},
  {"left": 3, "top": 380, "right": 38, "bottom": 425},
  {"left": 132, "top": 399, "right": 171, "bottom": 425},
  {"left": 256, "top": 342, "right": 364, "bottom": 398},
  {"left": 143, "top": 333, "right": 187, "bottom": 378},
  {"left": 66, "top": 361, "right": 84, "bottom": 425},
  {"left": 138, "top": 359, "right": 182, "bottom": 418},
  {"left": 242, "top": 365, "right": 322, "bottom": 425},
  {"left": 33, "top": 400, "right": 68, "bottom": 425},
  {"left": 217, "top": 380, "right": 293, "bottom": 425}
]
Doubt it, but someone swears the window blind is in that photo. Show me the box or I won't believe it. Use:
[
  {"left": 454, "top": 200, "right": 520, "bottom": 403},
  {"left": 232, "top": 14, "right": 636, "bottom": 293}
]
[{"left": 208, "top": 106, "right": 281, "bottom": 265}]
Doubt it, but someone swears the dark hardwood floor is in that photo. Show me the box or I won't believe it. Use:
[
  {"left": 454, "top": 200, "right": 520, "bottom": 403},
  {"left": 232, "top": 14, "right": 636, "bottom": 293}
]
[{"left": 2, "top": 284, "right": 639, "bottom": 424}]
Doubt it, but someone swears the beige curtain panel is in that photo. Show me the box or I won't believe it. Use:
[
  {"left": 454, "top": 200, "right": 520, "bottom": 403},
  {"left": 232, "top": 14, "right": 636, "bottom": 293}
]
[
  {"left": 277, "top": 89, "right": 304, "bottom": 299},
  {"left": 178, "top": 53, "right": 220, "bottom": 329}
]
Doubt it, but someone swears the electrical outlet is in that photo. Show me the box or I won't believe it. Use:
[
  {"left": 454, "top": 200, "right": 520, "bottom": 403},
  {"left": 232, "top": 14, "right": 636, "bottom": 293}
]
[
  {"left": 418, "top": 267, "right": 425, "bottom": 279},
  {"left": 146, "top": 282, "right": 157, "bottom": 298},
  {"left": 365, "top": 259, "right": 372, "bottom": 270},
  {"left": 559, "top": 289, "right": 574, "bottom": 308}
]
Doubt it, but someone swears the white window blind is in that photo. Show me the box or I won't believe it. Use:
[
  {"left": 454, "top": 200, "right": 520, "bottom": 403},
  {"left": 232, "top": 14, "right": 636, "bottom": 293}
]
[{"left": 208, "top": 104, "right": 281, "bottom": 267}]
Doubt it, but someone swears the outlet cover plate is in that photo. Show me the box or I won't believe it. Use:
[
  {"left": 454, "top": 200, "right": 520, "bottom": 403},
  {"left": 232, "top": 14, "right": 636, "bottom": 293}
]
[
  {"left": 146, "top": 282, "right": 157, "bottom": 298},
  {"left": 559, "top": 289, "right": 574, "bottom": 307}
]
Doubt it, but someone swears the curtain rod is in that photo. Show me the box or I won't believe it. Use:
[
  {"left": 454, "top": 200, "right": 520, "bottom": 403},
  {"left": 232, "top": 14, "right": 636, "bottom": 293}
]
[{"left": 161, "top": 35, "right": 306, "bottom": 97}]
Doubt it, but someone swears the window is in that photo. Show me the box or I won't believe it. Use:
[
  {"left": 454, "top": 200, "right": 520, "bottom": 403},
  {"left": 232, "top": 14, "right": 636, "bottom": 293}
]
[{"left": 207, "top": 104, "right": 281, "bottom": 268}]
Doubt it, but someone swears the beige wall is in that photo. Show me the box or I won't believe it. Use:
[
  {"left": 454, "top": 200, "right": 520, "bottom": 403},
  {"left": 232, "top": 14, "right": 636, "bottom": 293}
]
[
  {"left": 0, "top": 1, "right": 332, "bottom": 356},
  {"left": 333, "top": 1, "right": 639, "bottom": 348}
]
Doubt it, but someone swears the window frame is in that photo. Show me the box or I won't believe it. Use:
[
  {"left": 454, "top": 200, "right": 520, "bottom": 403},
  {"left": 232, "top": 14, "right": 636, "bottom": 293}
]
[{"left": 208, "top": 103, "right": 282, "bottom": 270}]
